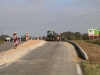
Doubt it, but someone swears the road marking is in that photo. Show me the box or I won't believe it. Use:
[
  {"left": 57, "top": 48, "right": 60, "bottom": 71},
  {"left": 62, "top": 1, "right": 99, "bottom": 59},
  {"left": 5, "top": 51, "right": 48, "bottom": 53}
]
[{"left": 76, "top": 64, "right": 82, "bottom": 75}]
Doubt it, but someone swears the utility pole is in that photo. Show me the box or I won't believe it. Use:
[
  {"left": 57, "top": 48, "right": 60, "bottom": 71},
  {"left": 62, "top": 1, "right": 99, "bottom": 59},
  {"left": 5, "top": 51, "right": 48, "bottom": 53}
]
[{"left": 1, "top": 27, "right": 4, "bottom": 41}]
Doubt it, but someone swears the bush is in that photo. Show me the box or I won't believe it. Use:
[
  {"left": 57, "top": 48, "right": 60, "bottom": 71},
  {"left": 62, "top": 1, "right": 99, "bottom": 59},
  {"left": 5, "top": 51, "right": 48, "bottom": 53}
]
[
  {"left": 86, "top": 38, "right": 100, "bottom": 45},
  {"left": 0, "top": 40, "right": 3, "bottom": 44},
  {"left": 93, "top": 38, "right": 100, "bottom": 45}
]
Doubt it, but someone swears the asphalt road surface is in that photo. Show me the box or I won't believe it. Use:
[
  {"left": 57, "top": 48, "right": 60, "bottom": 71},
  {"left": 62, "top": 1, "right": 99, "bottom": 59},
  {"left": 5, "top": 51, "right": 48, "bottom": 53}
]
[
  {"left": 0, "top": 42, "right": 82, "bottom": 75},
  {"left": 0, "top": 42, "right": 24, "bottom": 53}
]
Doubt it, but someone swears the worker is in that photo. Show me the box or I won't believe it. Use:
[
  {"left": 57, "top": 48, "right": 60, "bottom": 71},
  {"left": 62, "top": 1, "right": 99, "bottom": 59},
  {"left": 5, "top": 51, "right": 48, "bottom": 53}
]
[{"left": 61, "top": 35, "right": 64, "bottom": 41}]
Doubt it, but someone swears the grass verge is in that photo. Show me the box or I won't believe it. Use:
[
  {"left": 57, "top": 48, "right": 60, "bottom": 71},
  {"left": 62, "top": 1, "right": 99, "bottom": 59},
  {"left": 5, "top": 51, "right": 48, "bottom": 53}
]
[
  {"left": 81, "top": 61, "right": 100, "bottom": 75},
  {"left": 0, "top": 40, "right": 3, "bottom": 44},
  {"left": 86, "top": 38, "right": 100, "bottom": 45},
  {"left": 71, "top": 40, "right": 100, "bottom": 75}
]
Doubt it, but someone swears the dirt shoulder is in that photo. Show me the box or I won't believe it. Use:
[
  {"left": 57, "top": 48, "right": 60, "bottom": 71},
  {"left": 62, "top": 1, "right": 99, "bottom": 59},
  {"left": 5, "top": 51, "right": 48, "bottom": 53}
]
[
  {"left": 0, "top": 40, "right": 42, "bottom": 59},
  {"left": 72, "top": 40, "right": 100, "bottom": 64}
]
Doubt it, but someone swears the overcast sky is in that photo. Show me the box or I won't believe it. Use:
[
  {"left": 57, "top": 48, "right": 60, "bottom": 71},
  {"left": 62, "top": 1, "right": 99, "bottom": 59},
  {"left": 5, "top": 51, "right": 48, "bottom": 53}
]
[{"left": 0, "top": 0, "right": 100, "bottom": 37}]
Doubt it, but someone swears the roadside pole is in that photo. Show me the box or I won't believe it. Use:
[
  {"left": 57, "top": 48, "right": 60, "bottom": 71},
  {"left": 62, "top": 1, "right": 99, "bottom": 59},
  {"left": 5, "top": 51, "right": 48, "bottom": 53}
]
[
  {"left": 1, "top": 27, "right": 4, "bottom": 42},
  {"left": 13, "top": 31, "right": 18, "bottom": 49},
  {"left": 26, "top": 32, "right": 29, "bottom": 41}
]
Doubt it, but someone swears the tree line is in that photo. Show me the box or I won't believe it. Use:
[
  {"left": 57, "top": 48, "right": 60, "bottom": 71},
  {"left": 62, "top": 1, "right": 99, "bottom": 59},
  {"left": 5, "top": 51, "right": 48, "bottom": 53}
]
[
  {"left": 0, "top": 31, "right": 100, "bottom": 41},
  {"left": 42, "top": 31, "right": 100, "bottom": 40},
  {"left": 61, "top": 31, "right": 89, "bottom": 40}
]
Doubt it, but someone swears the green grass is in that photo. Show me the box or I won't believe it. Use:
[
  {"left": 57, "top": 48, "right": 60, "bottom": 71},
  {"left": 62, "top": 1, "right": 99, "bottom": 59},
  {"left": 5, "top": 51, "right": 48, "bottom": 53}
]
[
  {"left": 0, "top": 40, "right": 3, "bottom": 44},
  {"left": 81, "top": 61, "right": 100, "bottom": 75}
]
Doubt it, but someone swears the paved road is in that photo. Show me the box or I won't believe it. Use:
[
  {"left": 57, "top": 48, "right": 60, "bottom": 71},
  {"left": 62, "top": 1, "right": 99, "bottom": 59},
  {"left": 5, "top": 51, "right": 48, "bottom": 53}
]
[
  {"left": 0, "top": 42, "right": 24, "bottom": 53},
  {"left": 0, "top": 42, "right": 82, "bottom": 75}
]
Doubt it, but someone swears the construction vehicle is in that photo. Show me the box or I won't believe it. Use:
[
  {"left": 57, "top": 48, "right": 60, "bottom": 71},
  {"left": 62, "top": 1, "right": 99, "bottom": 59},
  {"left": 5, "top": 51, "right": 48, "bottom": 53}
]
[{"left": 46, "top": 30, "right": 60, "bottom": 41}]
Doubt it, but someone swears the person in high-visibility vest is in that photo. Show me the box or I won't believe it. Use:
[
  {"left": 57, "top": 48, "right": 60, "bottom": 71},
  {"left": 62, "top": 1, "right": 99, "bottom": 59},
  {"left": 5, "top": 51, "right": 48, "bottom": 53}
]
[{"left": 61, "top": 35, "right": 64, "bottom": 41}]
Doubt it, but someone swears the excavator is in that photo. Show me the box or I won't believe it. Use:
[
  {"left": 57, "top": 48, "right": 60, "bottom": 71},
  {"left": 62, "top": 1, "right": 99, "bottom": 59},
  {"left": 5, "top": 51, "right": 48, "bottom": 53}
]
[{"left": 46, "top": 30, "right": 60, "bottom": 41}]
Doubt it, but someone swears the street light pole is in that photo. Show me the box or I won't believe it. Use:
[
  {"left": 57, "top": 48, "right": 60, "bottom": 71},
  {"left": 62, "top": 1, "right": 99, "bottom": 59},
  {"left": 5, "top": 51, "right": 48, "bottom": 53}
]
[{"left": 1, "top": 27, "right": 4, "bottom": 41}]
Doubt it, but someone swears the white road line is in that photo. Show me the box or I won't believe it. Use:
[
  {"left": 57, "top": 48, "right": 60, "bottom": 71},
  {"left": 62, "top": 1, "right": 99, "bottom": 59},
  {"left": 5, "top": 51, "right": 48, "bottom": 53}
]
[{"left": 76, "top": 64, "right": 82, "bottom": 75}]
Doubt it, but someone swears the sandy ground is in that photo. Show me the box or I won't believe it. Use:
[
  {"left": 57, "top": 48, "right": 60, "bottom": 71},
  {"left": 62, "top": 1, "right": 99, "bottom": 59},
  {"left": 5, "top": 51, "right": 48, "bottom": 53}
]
[
  {"left": 0, "top": 40, "right": 42, "bottom": 60},
  {"left": 73, "top": 40, "right": 100, "bottom": 64}
]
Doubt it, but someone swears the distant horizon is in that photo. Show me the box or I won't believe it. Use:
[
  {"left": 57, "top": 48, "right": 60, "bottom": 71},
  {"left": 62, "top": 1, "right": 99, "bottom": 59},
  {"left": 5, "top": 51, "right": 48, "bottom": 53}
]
[{"left": 1, "top": 30, "right": 93, "bottom": 38}]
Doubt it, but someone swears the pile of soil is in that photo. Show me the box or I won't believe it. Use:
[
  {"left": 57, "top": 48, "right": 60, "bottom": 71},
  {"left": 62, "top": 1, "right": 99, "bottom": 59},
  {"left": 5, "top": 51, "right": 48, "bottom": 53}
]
[
  {"left": 73, "top": 40, "right": 100, "bottom": 64},
  {"left": 0, "top": 40, "right": 42, "bottom": 58}
]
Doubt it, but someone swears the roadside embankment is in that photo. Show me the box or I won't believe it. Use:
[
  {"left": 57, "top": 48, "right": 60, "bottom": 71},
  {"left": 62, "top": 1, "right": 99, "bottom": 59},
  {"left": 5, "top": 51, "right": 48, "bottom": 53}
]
[
  {"left": 70, "top": 40, "right": 100, "bottom": 75},
  {"left": 66, "top": 40, "right": 88, "bottom": 60}
]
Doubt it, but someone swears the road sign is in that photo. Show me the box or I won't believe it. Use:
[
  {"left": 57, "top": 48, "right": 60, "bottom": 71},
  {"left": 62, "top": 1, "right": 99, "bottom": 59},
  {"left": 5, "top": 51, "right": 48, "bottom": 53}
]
[{"left": 88, "top": 28, "right": 99, "bottom": 37}]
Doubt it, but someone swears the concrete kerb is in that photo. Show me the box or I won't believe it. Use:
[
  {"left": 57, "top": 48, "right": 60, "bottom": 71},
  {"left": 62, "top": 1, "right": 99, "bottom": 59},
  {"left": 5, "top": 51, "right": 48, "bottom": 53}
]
[
  {"left": 1, "top": 41, "right": 46, "bottom": 60},
  {"left": 66, "top": 40, "right": 89, "bottom": 60}
]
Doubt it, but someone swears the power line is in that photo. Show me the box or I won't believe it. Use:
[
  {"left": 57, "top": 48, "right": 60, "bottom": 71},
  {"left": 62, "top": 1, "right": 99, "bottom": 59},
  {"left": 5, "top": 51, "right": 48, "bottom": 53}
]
[{"left": 3, "top": 11, "right": 100, "bottom": 29}]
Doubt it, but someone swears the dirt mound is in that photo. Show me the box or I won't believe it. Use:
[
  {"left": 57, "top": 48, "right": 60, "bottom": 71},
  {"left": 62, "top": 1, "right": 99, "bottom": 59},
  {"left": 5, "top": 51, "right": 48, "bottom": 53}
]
[
  {"left": 0, "top": 40, "right": 42, "bottom": 59},
  {"left": 73, "top": 40, "right": 100, "bottom": 64}
]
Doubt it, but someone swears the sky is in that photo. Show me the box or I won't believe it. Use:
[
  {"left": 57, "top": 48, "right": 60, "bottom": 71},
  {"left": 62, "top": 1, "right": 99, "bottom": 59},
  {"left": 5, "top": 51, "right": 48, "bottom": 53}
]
[{"left": 0, "top": 0, "right": 100, "bottom": 37}]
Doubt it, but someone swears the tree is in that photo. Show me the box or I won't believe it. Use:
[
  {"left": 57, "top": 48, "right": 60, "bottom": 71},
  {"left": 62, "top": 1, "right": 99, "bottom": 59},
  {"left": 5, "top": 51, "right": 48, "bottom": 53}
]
[
  {"left": 0, "top": 35, "right": 10, "bottom": 41},
  {"left": 69, "top": 35, "right": 76, "bottom": 40},
  {"left": 42, "top": 36, "right": 46, "bottom": 40},
  {"left": 66, "top": 31, "right": 75, "bottom": 40},
  {"left": 0, "top": 36, "right": 2, "bottom": 40},
  {"left": 61, "top": 31, "right": 76, "bottom": 40},
  {"left": 21, "top": 35, "right": 26, "bottom": 41},
  {"left": 82, "top": 33, "right": 89, "bottom": 40},
  {"left": 99, "top": 31, "right": 100, "bottom": 37},
  {"left": 75, "top": 32, "right": 82, "bottom": 40}
]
